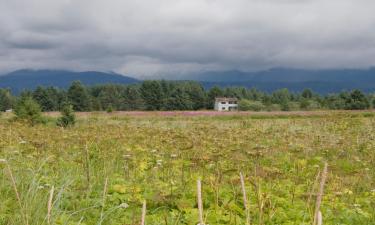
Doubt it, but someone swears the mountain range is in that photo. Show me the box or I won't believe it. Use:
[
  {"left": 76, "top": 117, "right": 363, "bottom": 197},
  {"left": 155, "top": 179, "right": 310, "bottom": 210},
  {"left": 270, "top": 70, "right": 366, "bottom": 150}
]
[
  {"left": 0, "top": 69, "right": 139, "bottom": 93},
  {"left": 1, "top": 68, "right": 375, "bottom": 94}
]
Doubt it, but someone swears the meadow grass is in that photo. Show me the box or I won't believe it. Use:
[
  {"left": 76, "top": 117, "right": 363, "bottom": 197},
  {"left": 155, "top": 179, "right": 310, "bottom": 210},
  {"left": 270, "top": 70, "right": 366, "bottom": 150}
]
[{"left": 1, "top": 112, "right": 375, "bottom": 224}]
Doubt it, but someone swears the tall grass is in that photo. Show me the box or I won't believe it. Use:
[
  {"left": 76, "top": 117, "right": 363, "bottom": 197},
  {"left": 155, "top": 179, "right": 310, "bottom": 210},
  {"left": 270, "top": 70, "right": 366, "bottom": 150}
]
[{"left": 0, "top": 113, "right": 374, "bottom": 224}]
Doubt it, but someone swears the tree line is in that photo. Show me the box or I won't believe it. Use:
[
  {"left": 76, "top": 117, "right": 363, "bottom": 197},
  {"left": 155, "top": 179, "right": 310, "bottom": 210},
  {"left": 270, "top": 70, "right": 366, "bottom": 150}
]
[{"left": 1, "top": 80, "right": 374, "bottom": 112}]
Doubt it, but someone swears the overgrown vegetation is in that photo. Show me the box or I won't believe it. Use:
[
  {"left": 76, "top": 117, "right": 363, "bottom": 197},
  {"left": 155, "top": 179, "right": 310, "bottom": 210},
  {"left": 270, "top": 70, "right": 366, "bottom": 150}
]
[
  {"left": 1, "top": 81, "right": 375, "bottom": 112},
  {"left": 1, "top": 112, "right": 375, "bottom": 224}
]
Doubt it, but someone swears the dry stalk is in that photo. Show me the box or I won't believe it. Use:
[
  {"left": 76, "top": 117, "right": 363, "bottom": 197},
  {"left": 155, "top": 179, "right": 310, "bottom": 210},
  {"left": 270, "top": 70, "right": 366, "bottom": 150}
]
[
  {"left": 84, "top": 143, "right": 91, "bottom": 189},
  {"left": 240, "top": 172, "right": 251, "bottom": 225},
  {"left": 47, "top": 185, "right": 55, "bottom": 224},
  {"left": 197, "top": 180, "right": 204, "bottom": 225},
  {"left": 1, "top": 159, "right": 29, "bottom": 225},
  {"left": 141, "top": 200, "right": 147, "bottom": 225},
  {"left": 255, "top": 178, "right": 263, "bottom": 225},
  {"left": 302, "top": 168, "right": 321, "bottom": 224},
  {"left": 99, "top": 177, "right": 108, "bottom": 224},
  {"left": 313, "top": 162, "right": 328, "bottom": 225}
]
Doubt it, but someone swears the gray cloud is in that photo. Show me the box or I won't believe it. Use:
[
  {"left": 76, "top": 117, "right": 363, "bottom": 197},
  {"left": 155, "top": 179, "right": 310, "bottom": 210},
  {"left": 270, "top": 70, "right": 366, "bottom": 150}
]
[{"left": 1, "top": 0, "right": 375, "bottom": 77}]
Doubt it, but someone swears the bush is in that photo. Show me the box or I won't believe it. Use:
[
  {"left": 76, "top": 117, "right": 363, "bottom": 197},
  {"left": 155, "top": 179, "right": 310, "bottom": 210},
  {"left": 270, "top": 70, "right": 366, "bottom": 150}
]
[
  {"left": 56, "top": 104, "right": 76, "bottom": 127},
  {"left": 300, "top": 99, "right": 321, "bottom": 110},
  {"left": 14, "top": 96, "right": 45, "bottom": 125},
  {"left": 287, "top": 101, "right": 301, "bottom": 111},
  {"left": 106, "top": 105, "right": 114, "bottom": 113},
  {"left": 238, "top": 99, "right": 265, "bottom": 111},
  {"left": 280, "top": 102, "right": 290, "bottom": 111},
  {"left": 278, "top": 101, "right": 301, "bottom": 111},
  {"left": 266, "top": 104, "right": 282, "bottom": 111},
  {"left": 344, "top": 89, "right": 370, "bottom": 110}
]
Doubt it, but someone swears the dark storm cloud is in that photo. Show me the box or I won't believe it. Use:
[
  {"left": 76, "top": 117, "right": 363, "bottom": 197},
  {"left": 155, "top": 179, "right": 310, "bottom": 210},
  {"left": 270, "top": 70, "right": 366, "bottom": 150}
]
[{"left": 1, "top": 0, "right": 375, "bottom": 77}]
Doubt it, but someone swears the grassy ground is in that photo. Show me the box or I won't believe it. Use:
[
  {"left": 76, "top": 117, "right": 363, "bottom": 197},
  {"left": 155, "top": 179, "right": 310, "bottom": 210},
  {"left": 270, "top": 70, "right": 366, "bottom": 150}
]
[{"left": 1, "top": 112, "right": 375, "bottom": 224}]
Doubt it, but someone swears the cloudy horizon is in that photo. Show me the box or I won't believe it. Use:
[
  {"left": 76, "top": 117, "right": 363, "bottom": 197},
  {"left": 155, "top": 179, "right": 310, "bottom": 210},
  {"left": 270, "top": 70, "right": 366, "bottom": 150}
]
[{"left": 1, "top": 0, "right": 375, "bottom": 78}]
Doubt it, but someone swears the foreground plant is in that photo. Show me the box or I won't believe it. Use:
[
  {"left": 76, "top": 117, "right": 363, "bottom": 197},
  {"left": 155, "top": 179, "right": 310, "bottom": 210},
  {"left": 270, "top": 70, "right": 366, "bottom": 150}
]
[
  {"left": 56, "top": 104, "right": 76, "bottom": 128},
  {"left": 14, "top": 96, "right": 45, "bottom": 125}
]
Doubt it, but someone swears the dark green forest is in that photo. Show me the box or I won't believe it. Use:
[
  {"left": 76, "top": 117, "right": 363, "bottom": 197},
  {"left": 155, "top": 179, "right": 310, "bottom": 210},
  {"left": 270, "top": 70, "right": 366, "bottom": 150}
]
[{"left": 0, "top": 80, "right": 374, "bottom": 112}]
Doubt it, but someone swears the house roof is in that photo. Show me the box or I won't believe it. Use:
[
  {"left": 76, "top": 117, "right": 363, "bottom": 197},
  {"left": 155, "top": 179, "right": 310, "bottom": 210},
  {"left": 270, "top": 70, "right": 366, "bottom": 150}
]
[{"left": 215, "top": 97, "right": 238, "bottom": 102}]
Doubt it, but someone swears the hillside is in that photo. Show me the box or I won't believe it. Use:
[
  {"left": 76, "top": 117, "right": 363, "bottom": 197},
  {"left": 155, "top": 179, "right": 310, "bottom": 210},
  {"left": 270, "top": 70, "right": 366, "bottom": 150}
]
[
  {"left": 0, "top": 69, "right": 139, "bottom": 93},
  {"left": 194, "top": 68, "right": 375, "bottom": 93},
  {"left": 2, "top": 68, "right": 375, "bottom": 94}
]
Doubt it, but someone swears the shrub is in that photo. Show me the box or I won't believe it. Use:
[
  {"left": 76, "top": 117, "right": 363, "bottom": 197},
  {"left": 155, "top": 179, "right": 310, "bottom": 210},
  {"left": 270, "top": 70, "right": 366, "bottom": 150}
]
[
  {"left": 300, "top": 99, "right": 321, "bottom": 110},
  {"left": 0, "top": 89, "right": 14, "bottom": 111},
  {"left": 106, "top": 105, "right": 114, "bottom": 113},
  {"left": 344, "top": 89, "right": 370, "bottom": 110},
  {"left": 56, "top": 104, "right": 76, "bottom": 128},
  {"left": 238, "top": 99, "right": 265, "bottom": 111},
  {"left": 14, "top": 96, "right": 45, "bottom": 125},
  {"left": 280, "top": 102, "right": 290, "bottom": 111},
  {"left": 287, "top": 101, "right": 301, "bottom": 111},
  {"left": 266, "top": 104, "right": 282, "bottom": 111}
]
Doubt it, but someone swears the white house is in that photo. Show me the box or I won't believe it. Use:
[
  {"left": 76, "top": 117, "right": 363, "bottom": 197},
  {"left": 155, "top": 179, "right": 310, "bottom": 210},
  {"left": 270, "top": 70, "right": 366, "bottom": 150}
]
[{"left": 214, "top": 97, "right": 238, "bottom": 111}]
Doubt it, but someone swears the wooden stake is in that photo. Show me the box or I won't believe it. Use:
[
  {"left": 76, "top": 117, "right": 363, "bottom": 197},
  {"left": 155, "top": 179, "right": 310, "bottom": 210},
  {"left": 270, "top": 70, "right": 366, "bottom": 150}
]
[
  {"left": 47, "top": 186, "right": 55, "bottom": 224},
  {"left": 240, "top": 172, "right": 251, "bottom": 225},
  {"left": 313, "top": 163, "right": 328, "bottom": 225},
  {"left": 317, "top": 211, "right": 323, "bottom": 225},
  {"left": 141, "top": 200, "right": 146, "bottom": 225},
  {"left": 197, "top": 180, "right": 204, "bottom": 225}
]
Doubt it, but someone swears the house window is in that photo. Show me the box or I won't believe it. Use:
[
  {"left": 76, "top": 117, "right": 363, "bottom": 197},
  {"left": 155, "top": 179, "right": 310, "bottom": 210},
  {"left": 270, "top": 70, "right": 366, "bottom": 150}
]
[
  {"left": 222, "top": 107, "right": 226, "bottom": 110},
  {"left": 221, "top": 102, "right": 226, "bottom": 104}
]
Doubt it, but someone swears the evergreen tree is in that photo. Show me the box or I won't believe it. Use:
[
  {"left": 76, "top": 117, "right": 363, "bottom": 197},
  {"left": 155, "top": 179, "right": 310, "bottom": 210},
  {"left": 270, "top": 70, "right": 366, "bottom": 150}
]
[
  {"left": 248, "top": 88, "right": 264, "bottom": 101},
  {"left": 122, "top": 86, "right": 144, "bottom": 110},
  {"left": 140, "top": 81, "right": 165, "bottom": 110},
  {"left": 0, "top": 89, "right": 14, "bottom": 111},
  {"left": 97, "top": 84, "right": 122, "bottom": 110},
  {"left": 14, "top": 96, "right": 45, "bottom": 125},
  {"left": 166, "top": 87, "right": 194, "bottom": 110},
  {"left": 325, "top": 94, "right": 346, "bottom": 109},
  {"left": 272, "top": 89, "right": 291, "bottom": 111},
  {"left": 302, "top": 88, "right": 313, "bottom": 99},
  {"left": 67, "top": 81, "right": 92, "bottom": 111},
  {"left": 207, "top": 86, "right": 224, "bottom": 108},
  {"left": 56, "top": 104, "right": 76, "bottom": 127},
  {"left": 3, "top": 80, "right": 375, "bottom": 112},
  {"left": 184, "top": 82, "right": 207, "bottom": 110},
  {"left": 344, "top": 89, "right": 370, "bottom": 110},
  {"left": 32, "top": 86, "right": 60, "bottom": 111}
]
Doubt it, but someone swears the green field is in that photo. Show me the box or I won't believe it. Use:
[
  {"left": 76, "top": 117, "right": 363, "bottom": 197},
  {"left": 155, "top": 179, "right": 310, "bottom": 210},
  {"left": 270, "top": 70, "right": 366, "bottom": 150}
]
[{"left": 1, "top": 112, "right": 375, "bottom": 224}]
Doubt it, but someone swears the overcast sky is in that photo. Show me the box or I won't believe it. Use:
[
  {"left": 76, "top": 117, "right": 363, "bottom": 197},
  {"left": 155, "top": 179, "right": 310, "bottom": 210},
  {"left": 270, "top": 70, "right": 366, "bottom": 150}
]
[{"left": 1, "top": 0, "right": 375, "bottom": 77}]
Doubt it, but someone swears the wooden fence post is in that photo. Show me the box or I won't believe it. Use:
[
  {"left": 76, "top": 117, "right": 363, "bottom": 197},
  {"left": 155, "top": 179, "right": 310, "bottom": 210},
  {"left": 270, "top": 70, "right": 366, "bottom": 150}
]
[
  {"left": 197, "top": 180, "right": 204, "bottom": 225},
  {"left": 140, "top": 200, "right": 146, "bottom": 225},
  {"left": 240, "top": 172, "right": 251, "bottom": 225},
  {"left": 313, "top": 163, "right": 328, "bottom": 225}
]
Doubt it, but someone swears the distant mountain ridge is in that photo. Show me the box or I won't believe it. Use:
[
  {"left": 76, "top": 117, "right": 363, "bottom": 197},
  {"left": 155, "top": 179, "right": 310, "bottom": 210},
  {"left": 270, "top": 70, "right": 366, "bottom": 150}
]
[
  {"left": 192, "top": 68, "right": 375, "bottom": 93},
  {"left": 1, "top": 68, "right": 375, "bottom": 94},
  {"left": 190, "top": 68, "right": 375, "bottom": 83},
  {"left": 0, "top": 69, "right": 139, "bottom": 93}
]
